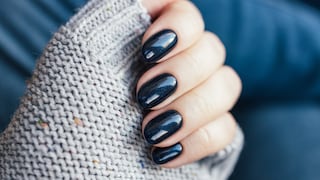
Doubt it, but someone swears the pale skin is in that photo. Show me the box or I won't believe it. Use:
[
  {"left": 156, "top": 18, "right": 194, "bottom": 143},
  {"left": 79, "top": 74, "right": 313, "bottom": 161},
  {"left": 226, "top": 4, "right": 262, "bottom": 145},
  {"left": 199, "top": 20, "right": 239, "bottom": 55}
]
[{"left": 139, "top": 0, "right": 242, "bottom": 168}]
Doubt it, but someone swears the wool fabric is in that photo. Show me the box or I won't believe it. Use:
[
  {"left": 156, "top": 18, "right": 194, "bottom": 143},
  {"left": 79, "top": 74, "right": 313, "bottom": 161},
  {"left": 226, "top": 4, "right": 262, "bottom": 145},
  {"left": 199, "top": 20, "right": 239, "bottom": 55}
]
[{"left": 0, "top": 0, "right": 243, "bottom": 179}]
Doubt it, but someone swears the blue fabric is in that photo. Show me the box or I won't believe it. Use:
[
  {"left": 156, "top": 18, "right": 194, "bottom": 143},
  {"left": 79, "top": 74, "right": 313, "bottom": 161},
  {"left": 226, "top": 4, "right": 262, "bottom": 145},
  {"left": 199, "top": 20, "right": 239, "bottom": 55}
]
[
  {"left": 230, "top": 102, "right": 320, "bottom": 180},
  {"left": 193, "top": 0, "right": 320, "bottom": 102},
  {"left": 0, "top": 0, "right": 319, "bottom": 179},
  {"left": 0, "top": 0, "right": 86, "bottom": 130},
  {"left": 191, "top": 0, "right": 320, "bottom": 179}
]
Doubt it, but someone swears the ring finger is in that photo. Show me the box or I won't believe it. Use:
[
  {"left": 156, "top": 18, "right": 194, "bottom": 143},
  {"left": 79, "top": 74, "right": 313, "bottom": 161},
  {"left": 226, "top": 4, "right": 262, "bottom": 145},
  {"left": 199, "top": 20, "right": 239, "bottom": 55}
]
[{"left": 142, "top": 66, "right": 242, "bottom": 147}]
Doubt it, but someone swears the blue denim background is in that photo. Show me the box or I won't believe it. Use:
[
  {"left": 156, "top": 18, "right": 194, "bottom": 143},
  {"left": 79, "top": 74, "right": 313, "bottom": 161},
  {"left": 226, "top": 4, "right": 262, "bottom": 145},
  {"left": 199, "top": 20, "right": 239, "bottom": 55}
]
[{"left": 0, "top": 0, "right": 319, "bottom": 179}]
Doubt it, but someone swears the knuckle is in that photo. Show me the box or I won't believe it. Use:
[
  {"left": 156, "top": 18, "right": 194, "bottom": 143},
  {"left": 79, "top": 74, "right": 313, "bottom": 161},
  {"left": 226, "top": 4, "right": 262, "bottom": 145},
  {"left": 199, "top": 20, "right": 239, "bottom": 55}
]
[
  {"left": 180, "top": 51, "right": 202, "bottom": 77},
  {"left": 189, "top": 90, "right": 214, "bottom": 118},
  {"left": 170, "top": 1, "right": 205, "bottom": 31},
  {"left": 220, "top": 66, "right": 242, "bottom": 104},
  {"left": 203, "top": 32, "right": 226, "bottom": 61},
  {"left": 196, "top": 127, "right": 215, "bottom": 154},
  {"left": 196, "top": 114, "right": 237, "bottom": 155},
  {"left": 220, "top": 113, "right": 238, "bottom": 144},
  {"left": 224, "top": 112, "right": 235, "bottom": 122},
  {"left": 223, "top": 113, "right": 237, "bottom": 130},
  {"left": 174, "top": 0, "right": 196, "bottom": 9}
]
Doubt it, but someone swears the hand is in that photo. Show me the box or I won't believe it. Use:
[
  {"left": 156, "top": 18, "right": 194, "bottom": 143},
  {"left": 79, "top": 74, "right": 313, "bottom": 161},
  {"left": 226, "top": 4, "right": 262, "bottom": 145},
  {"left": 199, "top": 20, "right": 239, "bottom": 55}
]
[{"left": 138, "top": 0, "right": 242, "bottom": 168}]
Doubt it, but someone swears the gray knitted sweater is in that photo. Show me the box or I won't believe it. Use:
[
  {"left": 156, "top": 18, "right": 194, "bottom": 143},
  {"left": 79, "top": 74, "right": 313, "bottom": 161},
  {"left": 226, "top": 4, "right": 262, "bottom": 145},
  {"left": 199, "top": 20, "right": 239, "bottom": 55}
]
[{"left": 0, "top": 0, "right": 243, "bottom": 179}]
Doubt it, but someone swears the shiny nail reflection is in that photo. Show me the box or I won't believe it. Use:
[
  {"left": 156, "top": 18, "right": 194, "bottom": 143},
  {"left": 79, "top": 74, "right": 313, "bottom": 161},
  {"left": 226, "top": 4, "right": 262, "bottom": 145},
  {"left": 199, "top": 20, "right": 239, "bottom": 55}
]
[
  {"left": 137, "top": 73, "right": 177, "bottom": 109},
  {"left": 144, "top": 110, "right": 182, "bottom": 144},
  {"left": 142, "top": 29, "right": 178, "bottom": 63},
  {"left": 151, "top": 143, "right": 183, "bottom": 164}
]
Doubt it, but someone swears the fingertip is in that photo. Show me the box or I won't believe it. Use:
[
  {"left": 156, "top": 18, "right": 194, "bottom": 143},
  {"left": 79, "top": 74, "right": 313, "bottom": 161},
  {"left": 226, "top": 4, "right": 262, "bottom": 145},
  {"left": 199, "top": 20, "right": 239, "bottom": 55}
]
[{"left": 141, "top": 0, "right": 204, "bottom": 63}]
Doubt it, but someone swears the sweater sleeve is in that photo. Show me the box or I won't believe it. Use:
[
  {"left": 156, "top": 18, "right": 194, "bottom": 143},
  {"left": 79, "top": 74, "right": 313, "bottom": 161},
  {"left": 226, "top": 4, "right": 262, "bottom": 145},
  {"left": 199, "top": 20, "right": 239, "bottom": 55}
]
[{"left": 0, "top": 0, "right": 243, "bottom": 179}]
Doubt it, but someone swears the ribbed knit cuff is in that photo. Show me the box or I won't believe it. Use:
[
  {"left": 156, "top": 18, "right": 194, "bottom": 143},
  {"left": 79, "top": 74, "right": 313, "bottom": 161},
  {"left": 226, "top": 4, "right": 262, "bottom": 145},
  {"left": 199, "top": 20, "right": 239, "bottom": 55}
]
[{"left": 66, "top": 0, "right": 151, "bottom": 78}]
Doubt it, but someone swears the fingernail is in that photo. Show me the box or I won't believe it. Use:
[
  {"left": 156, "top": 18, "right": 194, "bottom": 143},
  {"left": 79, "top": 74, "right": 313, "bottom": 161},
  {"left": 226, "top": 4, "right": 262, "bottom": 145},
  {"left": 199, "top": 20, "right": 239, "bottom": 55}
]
[
  {"left": 142, "top": 29, "right": 178, "bottom": 63},
  {"left": 137, "top": 73, "right": 177, "bottom": 109},
  {"left": 151, "top": 143, "right": 183, "bottom": 164},
  {"left": 144, "top": 110, "right": 182, "bottom": 144}
]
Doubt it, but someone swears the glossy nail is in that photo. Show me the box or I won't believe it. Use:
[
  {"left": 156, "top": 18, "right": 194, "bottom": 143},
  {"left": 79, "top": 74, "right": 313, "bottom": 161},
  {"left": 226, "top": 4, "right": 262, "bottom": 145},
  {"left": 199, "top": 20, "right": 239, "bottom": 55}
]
[
  {"left": 142, "top": 29, "right": 178, "bottom": 63},
  {"left": 137, "top": 73, "right": 177, "bottom": 109},
  {"left": 144, "top": 110, "right": 182, "bottom": 144},
  {"left": 151, "top": 143, "right": 183, "bottom": 164}
]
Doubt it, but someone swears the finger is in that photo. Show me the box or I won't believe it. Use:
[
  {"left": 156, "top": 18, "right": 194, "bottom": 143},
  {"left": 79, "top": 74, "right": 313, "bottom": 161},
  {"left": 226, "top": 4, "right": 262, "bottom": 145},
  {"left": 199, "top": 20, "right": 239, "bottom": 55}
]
[
  {"left": 140, "top": 0, "right": 178, "bottom": 19},
  {"left": 151, "top": 113, "right": 237, "bottom": 168},
  {"left": 136, "top": 32, "right": 226, "bottom": 109},
  {"left": 141, "top": 0, "right": 204, "bottom": 63},
  {"left": 142, "top": 66, "right": 242, "bottom": 147}
]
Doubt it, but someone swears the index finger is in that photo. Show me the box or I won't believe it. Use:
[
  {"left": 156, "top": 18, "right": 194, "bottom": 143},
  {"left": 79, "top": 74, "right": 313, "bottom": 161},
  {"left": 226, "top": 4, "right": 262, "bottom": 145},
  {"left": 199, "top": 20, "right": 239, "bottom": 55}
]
[{"left": 141, "top": 0, "right": 204, "bottom": 63}]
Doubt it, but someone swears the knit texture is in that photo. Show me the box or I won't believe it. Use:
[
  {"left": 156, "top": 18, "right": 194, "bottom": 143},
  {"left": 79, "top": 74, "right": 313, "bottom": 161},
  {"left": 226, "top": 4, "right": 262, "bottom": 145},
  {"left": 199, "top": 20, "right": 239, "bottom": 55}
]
[{"left": 0, "top": 0, "right": 243, "bottom": 179}]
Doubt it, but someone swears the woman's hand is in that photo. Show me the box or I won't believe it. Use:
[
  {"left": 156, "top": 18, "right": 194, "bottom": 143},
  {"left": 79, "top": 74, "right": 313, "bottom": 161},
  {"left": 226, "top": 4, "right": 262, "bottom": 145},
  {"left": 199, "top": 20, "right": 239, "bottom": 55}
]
[{"left": 138, "top": 0, "right": 242, "bottom": 168}]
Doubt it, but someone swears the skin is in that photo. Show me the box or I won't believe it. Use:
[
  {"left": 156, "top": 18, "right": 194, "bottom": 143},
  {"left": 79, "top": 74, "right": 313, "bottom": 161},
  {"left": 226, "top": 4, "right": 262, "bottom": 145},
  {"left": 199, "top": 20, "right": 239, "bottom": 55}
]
[{"left": 139, "top": 0, "right": 242, "bottom": 168}]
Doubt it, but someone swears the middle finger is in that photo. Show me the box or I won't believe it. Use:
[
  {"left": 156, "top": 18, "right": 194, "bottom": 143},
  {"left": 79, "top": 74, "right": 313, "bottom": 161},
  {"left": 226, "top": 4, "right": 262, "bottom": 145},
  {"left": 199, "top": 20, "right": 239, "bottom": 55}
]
[{"left": 136, "top": 32, "right": 225, "bottom": 110}]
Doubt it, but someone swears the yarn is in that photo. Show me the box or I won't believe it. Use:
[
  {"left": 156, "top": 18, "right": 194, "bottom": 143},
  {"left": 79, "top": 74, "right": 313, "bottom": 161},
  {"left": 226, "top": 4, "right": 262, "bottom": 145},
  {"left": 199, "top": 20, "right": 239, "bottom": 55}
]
[{"left": 0, "top": 0, "right": 243, "bottom": 179}]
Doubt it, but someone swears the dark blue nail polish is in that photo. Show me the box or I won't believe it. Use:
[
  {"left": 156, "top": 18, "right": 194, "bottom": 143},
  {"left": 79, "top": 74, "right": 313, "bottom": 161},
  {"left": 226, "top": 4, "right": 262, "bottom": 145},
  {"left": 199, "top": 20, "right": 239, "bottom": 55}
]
[
  {"left": 137, "top": 73, "right": 177, "bottom": 109},
  {"left": 144, "top": 110, "right": 182, "bottom": 144},
  {"left": 151, "top": 143, "right": 183, "bottom": 164},
  {"left": 142, "top": 29, "right": 178, "bottom": 63}
]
